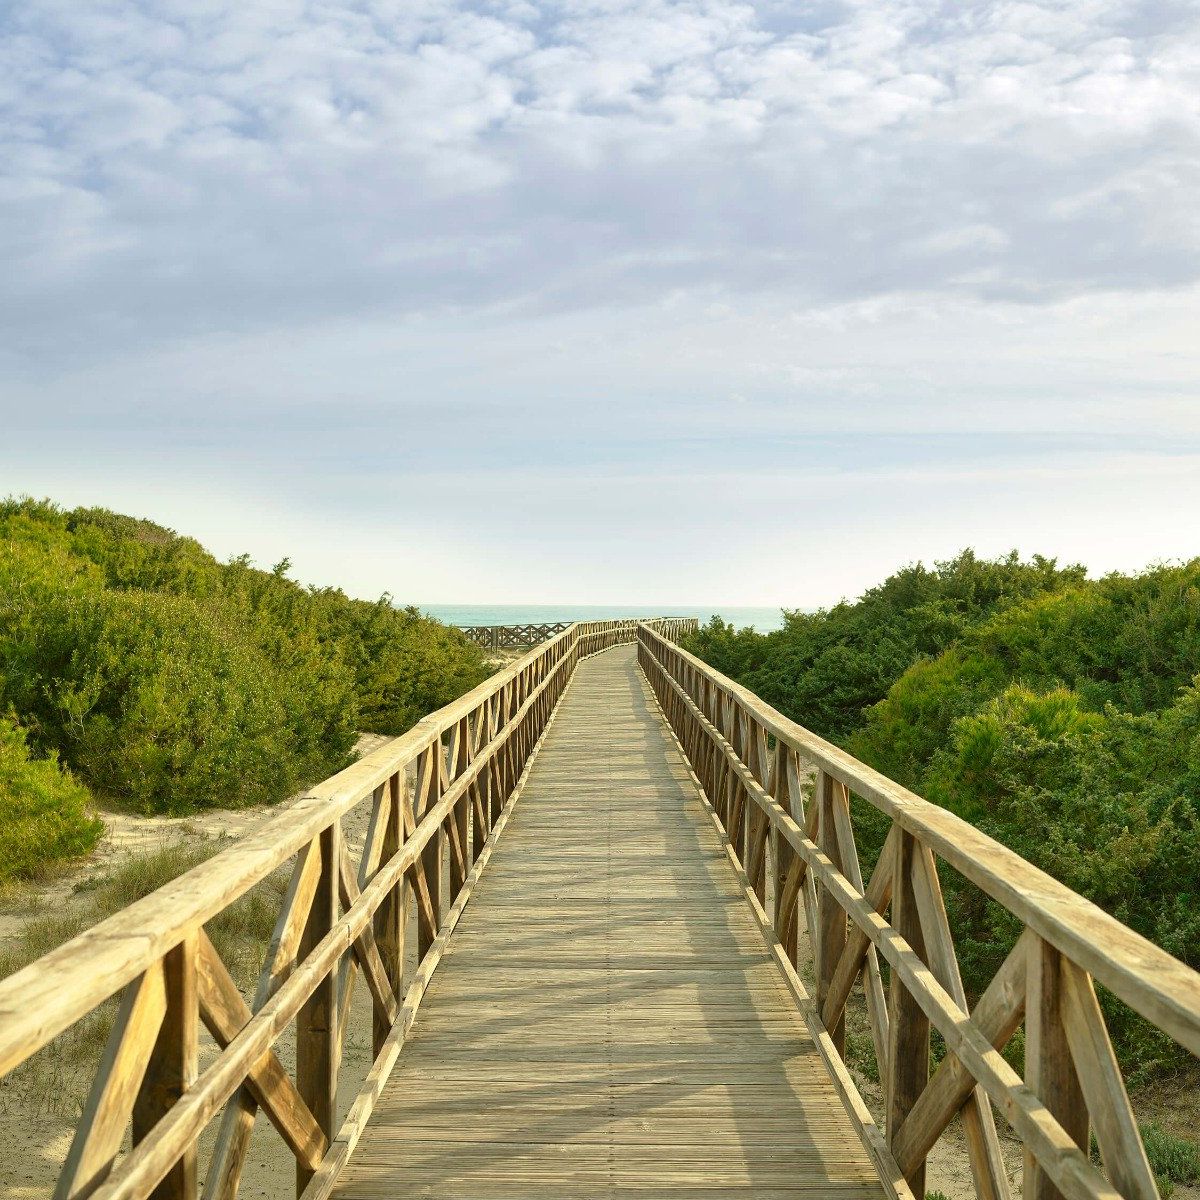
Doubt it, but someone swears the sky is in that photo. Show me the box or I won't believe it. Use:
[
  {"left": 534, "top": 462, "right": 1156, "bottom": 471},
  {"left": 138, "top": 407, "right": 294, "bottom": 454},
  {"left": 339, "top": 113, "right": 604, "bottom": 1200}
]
[{"left": 2, "top": 0, "right": 1199, "bottom": 607}]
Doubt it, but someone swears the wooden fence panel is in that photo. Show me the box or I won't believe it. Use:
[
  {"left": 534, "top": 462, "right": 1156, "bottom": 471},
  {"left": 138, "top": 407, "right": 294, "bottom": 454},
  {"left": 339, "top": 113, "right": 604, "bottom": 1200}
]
[{"left": 637, "top": 623, "right": 1200, "bottom": 1200}]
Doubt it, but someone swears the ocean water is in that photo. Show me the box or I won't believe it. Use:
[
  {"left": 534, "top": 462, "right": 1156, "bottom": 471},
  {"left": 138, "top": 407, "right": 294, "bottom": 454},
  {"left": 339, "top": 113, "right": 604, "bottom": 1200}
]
[{"left": 420, "top": 604, "right": 786, "bottom": 633}]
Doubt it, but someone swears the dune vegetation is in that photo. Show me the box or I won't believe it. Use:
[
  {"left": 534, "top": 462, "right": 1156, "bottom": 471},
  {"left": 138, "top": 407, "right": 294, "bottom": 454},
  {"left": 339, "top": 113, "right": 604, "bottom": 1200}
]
[
  {"left": 0, "top": 498, "right": 489, "bottom": 883},
  {"left": 686, "top": 551, "right": 1200, "bottom": 1078}
]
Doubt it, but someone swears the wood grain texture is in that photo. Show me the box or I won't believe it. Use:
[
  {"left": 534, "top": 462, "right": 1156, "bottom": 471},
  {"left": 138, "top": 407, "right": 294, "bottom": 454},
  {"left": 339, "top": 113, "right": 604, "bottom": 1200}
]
[{"left": 334, "top": 646, "right": 885, "bottom": 1200}]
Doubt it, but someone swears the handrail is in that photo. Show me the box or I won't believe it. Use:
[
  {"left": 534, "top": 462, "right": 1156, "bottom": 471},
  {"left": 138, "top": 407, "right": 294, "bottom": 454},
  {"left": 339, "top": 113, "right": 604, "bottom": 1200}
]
[
  {"left": 637, "top": 622, "right": 1200, "bottom": 1200},
  {"left": 0, "top": 617, "right": 692, "bottom": 1200},
  {"left": 457, "top": 616, "right": 698, "bottom": 650}
]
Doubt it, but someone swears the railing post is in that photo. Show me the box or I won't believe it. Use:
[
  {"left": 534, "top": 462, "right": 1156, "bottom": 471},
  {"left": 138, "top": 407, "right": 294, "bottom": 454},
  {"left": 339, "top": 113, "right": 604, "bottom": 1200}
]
[
  {"left": 133, "top": 934, "right": 198, "bottom": 1200},
  {"left": 1025, "top": 935, "right": 1089, "bottom": 1200},
  {"left": 296, "top": 823, "right": 339, "bottom": 1197},
  {"left": 448, "top": 718, "right": 471, "bottom": 899},
  {"left": 415, "top": 745, "right": 444, "bottom": 960},
  {"left": 886, "top": 830, "right": 930, "bottom": 1198},
  {"left": 816, "top": 771, "right": 848, "bottom": 1055},
  {"left": 374, "top": 772, "right": 405, "bottom": 1056}
]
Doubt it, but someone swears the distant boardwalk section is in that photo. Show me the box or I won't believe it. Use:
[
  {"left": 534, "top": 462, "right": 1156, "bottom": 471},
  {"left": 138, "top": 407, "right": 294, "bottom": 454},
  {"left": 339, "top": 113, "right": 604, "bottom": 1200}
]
[{"left": 459, "top": 616, "right": 697, "bottom": 649}]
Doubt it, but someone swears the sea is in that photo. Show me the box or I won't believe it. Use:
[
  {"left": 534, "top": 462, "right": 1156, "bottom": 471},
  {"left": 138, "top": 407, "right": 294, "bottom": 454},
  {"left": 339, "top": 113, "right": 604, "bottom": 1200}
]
[{"left": 419, "top": 604, "right": 787, "bottom": 633}]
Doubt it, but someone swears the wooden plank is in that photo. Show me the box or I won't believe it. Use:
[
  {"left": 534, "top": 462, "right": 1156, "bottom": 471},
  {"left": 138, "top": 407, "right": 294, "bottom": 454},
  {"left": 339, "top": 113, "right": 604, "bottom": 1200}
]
[
  {"left": 886, "top": 832, "right": 930, "bottom": 1198},
  {"left": 372, "top": 772, "right": 405, "bottom": 1055},
  {"left": 817, "top": 772, "right": 849, "bottom": 1056},
  {"left": 297, "top": 825, "right": 340, "bottom": 1196},
  {"left": 1026, "top": 935, "right": 1090, "bottom": 1200},
  {"left": 205, "top": 839, "right": 322, "bottom": 1200},
  {"left": 1059, "top": 959, "right": 1158, "bottom": 1200},
  {"left": 195, "top": 934, "right": 327, "bottom": 1172},
  {"left": 909, "top": 846, "right": 1009, "bottom": 1200},
  {"left": 56, "top": 963, "right": 167, "bottom": 1200},
  {"left": 332, "top": 646, "right": 888, "bottom": 1200},
  {"left": 132, "top": 937, "right": 198, "bottom": 1200}
]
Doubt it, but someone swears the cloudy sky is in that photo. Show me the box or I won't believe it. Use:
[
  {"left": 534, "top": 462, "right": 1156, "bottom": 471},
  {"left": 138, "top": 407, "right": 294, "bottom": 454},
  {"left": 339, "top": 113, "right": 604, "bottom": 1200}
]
[{"left": 2, "top": 0, "right": 1198, "bottom": 606}]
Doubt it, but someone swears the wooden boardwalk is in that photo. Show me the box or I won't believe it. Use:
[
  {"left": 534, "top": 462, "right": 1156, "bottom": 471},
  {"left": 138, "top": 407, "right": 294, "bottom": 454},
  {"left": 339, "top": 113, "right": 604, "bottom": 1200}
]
[
  {"left": 335, "top": 645, "right": 885, "bottom": 1200},
  {"left": 6, "top": 621, "right": 1197, "bottom": 1200}
]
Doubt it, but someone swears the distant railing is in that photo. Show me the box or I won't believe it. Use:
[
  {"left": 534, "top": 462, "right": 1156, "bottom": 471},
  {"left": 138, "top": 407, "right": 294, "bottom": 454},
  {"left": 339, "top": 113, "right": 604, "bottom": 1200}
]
[
  {"left": 459, "top": 616, "right": 697, "bottom": 650},
  {"left": 638, "top": 623, "right": 1200, "bottom": 1200},
  {"left": 0, "top": 618, "right": 693, "bottom": 1200}
]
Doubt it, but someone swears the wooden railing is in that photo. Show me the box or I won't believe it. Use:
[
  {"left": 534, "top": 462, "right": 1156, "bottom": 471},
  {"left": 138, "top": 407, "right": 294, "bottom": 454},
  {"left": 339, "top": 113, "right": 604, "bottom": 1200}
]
[
  {"left": 458, "top": 621, "right": 572, "bottom": 649},
  {"left": 0, "top": 619, "right": 687, "bottom": 1200},
  {"left": 638, "top": 623, "right": 1200, "bottom": 1200},
  {"left": 458, "top": 616, "right": 698, "bottom": 650}
]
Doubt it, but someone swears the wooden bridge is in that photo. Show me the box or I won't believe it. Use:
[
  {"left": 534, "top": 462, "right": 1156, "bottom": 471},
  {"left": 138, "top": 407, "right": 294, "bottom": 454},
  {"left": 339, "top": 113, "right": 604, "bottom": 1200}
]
[
  {"left": 1, "top": 619, "right": 1197, "bottom": 1200},
  {"left": 457, "top": 618, "right": 697, "bottom": 651}
]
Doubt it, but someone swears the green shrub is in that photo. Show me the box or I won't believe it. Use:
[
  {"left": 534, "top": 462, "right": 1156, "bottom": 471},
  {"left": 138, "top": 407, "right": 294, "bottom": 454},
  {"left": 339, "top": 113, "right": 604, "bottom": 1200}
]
[
  {"left": 0, "top": 712, "right": 102, "bottom": 885},
  {"left": 1141, "top": 1122, "right": 1200, "bottom": 1197},
  {"left": 1, "top": 570, "right": 357, "bottom": 812},
  {"left": 686, "top": 550, "right": 1083, "bottom": 742},
  {"left": 0, "top": 497, "right": 490, "bottom": 817}
]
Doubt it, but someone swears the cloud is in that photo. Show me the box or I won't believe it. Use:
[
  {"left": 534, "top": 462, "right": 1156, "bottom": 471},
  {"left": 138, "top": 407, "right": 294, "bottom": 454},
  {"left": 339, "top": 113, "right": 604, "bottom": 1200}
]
[
  {"left": 1, "top": 0, "right": 1198, "bottom": 605},
  {"left": 2, "top": 0, "right": 1198, "bottom": 366}
]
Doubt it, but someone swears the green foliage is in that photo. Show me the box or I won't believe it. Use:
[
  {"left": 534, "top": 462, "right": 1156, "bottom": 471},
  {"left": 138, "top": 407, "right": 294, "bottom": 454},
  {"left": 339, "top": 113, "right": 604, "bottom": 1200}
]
[
  {"left": 0, "top": 712, "right": 102, "bottom": 885},
  {"left": 689, "top": 550, "right": 1200, "bottom": 1077},
  {"left": 686, "top": 550, "right": 1083, "bottom": 742},
  {"left": 0, "top": 497, "right": 489, "bottom": 826}
]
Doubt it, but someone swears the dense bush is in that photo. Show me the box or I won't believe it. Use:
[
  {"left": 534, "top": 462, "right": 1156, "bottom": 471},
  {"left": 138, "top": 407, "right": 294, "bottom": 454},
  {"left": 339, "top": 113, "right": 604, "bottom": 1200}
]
[
  {"left": 0, "top": 712, "right": 101, "bottom": 885},
  {"left": 687, "top": 553, "right": 1200, "bottom": 1077},
  {"left": 685, "top": 551, "right": 1084, "bottom": 742},
  {"left": 0, "top": 498, "right": 489, "bottom": 825}
]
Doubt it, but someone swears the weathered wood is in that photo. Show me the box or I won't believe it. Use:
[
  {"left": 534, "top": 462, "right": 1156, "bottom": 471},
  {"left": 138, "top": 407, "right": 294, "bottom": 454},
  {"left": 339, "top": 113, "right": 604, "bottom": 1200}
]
[
  {"left": 817, "top": 772, "right": 849, "bottom": 1056},
  {"left": 886, "top": 832, "right": 930, "bottom": 1197},
  {"left": 301, "top": 658, "right": 568, "bottom": 1200},
  {"left": 372, "top": 773, "right": 405, "bottom": 1056},
  {"left": 205, "top": 839, "right": 322, "bottom": 1200},
  {"left": 133, "top": 937, "right": 198, "bottom": 1200},
  {"left": 79, "top": 626, "right": 640, "bottom": 1200},
  {"left": 336, "top": 843, "right": 398, "bottom": 1036},
  {"left": 820, "top": 826, "right": 896, "bottom": 1053},
  {"left": 195, "top": 933, "right": 327, "bottom": 1172},
  {"left": 414, "top": 745, "right": 443, "bottom": 958},
  {"left": 297, "top": 825, "right": 340, "bottom": 1196},
  {"left": 909, "top": 846, "right": 1009, "bottom": 1200},
  {"left": 1059, "top": 959, "right": 1159, "bottom": 1200},
  {"left": 645, "top": 639, "right": 1121, "bottom": 1200},
  {"left": 332, "top": 647, "right": 889, "bottom": 1200},
  {"left": 891, "top": 932, "right": 1029, "bottom": 1176},
  {"left": 640, "top": 624, "right": 1200, "bottom": 1200},
  {"left": 0, "top": 620, "right": 657, "bottom": 1076},
  {"left": 1026, "top": 936, "right": 1091, "bottom": 1200},
  {"left": 830, "top": 792, "right": 891, "bottom": 1090}
]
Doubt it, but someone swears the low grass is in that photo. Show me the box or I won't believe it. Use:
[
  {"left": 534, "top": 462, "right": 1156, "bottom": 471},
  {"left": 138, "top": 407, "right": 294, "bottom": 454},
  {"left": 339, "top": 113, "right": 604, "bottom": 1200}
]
[
  {"left": 0, "top": 839, "right": 287, "bottom": 1116},
  {"left": 1140, "top": 1121, "right": 1200, "bottom": 1198}
]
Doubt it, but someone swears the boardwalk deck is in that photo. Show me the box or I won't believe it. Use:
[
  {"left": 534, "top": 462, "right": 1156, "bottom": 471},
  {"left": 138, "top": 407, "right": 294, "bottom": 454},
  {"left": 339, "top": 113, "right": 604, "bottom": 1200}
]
[{"left": 334, "top": 646, "right": 886, "bottom": 1200}]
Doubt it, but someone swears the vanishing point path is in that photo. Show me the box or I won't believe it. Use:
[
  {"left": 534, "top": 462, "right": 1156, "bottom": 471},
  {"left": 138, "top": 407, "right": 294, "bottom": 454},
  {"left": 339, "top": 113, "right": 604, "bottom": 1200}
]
[{"left": 335, "top": 645, "right": 884, "bottom": 1199}]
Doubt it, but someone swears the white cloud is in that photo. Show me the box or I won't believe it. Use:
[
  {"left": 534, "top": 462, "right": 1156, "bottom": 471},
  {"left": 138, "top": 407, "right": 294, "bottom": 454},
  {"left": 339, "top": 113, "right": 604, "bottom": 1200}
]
[
  {"left": 1, "top": 0, "right": 1198, "bottom": 603},
  {"left": 2, "top": 0, "right": 1198, "bottom": 363}
]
